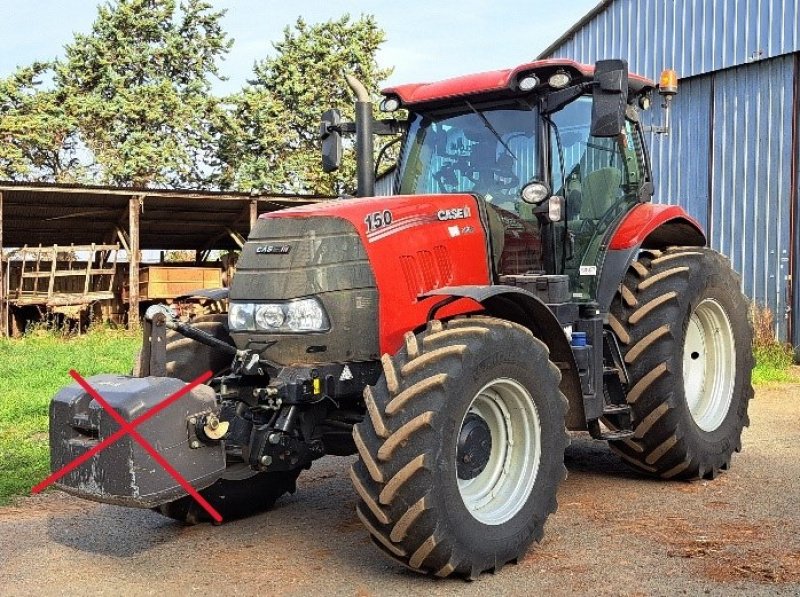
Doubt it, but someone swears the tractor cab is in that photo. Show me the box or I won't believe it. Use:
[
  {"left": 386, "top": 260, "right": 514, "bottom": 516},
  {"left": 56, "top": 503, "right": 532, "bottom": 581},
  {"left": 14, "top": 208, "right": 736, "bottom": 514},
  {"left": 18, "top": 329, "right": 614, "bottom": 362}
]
[
  {"left": 391, "top": 88, "right": 650, "bottom": 299},
  {"left": 324, "top": 59, "right": 660, "bottom": 303}
]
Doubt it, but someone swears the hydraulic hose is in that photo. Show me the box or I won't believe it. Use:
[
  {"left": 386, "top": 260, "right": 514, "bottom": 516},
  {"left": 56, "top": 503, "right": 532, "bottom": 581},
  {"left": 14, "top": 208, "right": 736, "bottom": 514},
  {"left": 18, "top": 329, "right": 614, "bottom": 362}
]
[
  {"left": 144, "top": 304, "right": 238, "bottom": 357},
  {"left": 166, "top": 319, "right": 239, "bottom": 357}
]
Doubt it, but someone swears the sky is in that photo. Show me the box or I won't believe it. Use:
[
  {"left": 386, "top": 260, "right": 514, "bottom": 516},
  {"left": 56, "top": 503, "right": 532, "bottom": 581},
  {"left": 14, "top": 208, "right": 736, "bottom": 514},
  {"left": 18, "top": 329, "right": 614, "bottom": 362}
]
[{"left": 0, "top": 0, "right": 597, "bottom": 93}]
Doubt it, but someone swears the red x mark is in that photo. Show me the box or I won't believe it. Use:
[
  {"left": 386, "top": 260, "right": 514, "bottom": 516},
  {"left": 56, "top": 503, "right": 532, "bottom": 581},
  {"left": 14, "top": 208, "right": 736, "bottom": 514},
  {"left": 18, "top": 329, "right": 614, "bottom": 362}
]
[{"left": 33, "top": 369, "right": 223, "bottom": 523}]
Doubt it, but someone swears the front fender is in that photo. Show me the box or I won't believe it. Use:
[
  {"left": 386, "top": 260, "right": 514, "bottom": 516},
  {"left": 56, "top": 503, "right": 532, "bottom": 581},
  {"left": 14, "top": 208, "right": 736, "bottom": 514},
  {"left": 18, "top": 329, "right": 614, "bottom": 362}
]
[{"left": 423, "top": 285, "right": 585, "bottom": 430}]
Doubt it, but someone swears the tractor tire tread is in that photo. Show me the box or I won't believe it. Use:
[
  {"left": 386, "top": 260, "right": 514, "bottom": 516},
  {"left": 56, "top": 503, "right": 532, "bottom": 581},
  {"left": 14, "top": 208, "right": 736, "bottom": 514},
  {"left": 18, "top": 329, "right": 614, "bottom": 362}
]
[{"left": 351, "top": 316, "right": 569, "bottom": 578}]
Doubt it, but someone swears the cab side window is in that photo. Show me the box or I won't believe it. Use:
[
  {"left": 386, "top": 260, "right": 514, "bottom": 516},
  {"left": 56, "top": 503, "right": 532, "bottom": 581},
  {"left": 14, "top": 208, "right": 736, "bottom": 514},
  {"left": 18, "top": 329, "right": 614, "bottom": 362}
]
[{"left": 549, "top": 96, "right": 645, "bottom": 297}]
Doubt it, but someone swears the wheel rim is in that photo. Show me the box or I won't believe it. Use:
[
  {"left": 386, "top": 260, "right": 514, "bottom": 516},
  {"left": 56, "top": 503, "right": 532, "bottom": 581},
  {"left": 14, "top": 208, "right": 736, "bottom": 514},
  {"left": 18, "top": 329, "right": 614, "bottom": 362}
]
[
  {"left": 456, "top": 378, "right": 541, "bottom": 525},
  {"left": 682, "top": 298, "right": 736, "bottom": 432}
]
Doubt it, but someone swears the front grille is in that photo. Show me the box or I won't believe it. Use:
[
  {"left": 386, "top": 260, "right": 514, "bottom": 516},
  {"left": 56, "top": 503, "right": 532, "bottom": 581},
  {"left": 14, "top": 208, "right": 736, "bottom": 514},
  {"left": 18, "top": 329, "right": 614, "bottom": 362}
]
[
  {"left": 233, "top": 216, "right": 375, "bottom": 299},
  {"left": 229, "top": 216, "right": 379, "bottom": 365}
]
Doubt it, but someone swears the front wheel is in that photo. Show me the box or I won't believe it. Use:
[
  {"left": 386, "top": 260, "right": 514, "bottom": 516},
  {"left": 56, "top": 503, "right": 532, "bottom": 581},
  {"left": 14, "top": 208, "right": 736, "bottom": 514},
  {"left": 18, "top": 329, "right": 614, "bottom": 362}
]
[
  {"left": 156, "top": 469, "right": 302, "bottom": 524},
  {"left": 351, "top": 316, "right": 569, "bottom": 578}
]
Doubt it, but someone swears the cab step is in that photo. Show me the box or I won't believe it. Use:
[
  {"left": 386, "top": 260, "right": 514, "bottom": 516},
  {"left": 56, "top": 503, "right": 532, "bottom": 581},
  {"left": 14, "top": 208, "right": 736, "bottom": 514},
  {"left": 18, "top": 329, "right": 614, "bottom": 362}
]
[
  {"left": 602, "top": 404, "right": 631, "bottom": 417},
  {"left": 587, "top": 418, "right": 635, "bottom": 441}
]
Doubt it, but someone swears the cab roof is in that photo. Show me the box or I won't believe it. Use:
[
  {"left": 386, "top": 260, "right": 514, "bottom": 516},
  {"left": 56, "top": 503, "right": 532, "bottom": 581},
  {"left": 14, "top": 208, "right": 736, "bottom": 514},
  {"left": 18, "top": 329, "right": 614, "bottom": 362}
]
[{"left": 382, "top": 59, "right": 654, "bottom": 108}]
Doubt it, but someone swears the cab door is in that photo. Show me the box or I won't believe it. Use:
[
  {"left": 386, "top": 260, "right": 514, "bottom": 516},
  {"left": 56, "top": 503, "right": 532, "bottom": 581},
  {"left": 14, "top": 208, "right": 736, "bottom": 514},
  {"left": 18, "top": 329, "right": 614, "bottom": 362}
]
[{"left": 549, "top": 96, "right": 647, "bottom": 301}]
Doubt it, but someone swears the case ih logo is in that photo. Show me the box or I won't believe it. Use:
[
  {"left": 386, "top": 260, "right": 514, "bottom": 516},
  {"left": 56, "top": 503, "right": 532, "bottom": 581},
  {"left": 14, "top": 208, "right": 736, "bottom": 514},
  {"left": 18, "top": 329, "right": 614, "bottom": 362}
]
[
  {"left": 256, "top": 244, "right": 291, "bottom": 254},
  {"left": 437, "top": 206, "right": 472, "bottom": 221}
]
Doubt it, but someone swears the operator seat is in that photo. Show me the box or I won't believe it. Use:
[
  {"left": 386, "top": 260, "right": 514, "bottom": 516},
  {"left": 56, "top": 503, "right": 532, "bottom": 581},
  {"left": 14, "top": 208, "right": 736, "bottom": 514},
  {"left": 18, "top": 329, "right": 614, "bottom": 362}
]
[{"left": 580, "top": 167, "right": 622, "bottom": 220}]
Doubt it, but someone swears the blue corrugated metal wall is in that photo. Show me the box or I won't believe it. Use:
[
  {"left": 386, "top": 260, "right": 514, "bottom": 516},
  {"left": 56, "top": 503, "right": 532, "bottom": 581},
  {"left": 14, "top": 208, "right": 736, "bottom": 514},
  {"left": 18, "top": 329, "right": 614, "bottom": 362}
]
[
  {"left": 544, "top": 0, "right": 800, "bottom": 80},
  {"left": 544, "top": 0, "right": 800, "bottom": 343},
  {"left": 644, "top": 57, "right": 794, "bottom": 339},
  {"left": 709, "top": 55, "right": 794, "bottom": 339},
  {"left": 794, "top": 55, "right": 800, "bottom": 349}
]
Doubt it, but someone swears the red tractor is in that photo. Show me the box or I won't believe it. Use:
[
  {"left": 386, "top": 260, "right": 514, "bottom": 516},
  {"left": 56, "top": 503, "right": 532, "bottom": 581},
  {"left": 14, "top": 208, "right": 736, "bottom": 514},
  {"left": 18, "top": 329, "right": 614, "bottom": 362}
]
[{"left": 50, "top": 59, "right": 753, "bottom": 579}]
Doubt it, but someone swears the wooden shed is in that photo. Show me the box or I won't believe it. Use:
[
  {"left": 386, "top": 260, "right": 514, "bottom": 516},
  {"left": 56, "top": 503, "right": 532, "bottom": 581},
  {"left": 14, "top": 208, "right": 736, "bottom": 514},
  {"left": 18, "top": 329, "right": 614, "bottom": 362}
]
[{"left": 0, "top": 181, "right": 330, "bottom": 335}]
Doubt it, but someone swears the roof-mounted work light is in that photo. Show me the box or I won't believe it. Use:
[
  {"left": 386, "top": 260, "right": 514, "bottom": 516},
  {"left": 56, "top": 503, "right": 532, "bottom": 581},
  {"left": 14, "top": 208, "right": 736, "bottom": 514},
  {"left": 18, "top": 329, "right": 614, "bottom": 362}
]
[
  {"left": 380, "top": 96, "right": 401, "bottom": 113},
  {"left": 517, "top": 74, "right": 539, "bottom": 92},
  {"left": 548, "top": 71, "right": 571, "bottom": 88}
]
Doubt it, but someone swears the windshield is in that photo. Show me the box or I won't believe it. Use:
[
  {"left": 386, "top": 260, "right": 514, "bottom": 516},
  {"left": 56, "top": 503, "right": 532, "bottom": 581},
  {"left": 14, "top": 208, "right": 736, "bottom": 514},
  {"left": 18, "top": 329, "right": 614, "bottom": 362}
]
[{"left": 396, "top": 104, "right": 540, "bottom": 215}]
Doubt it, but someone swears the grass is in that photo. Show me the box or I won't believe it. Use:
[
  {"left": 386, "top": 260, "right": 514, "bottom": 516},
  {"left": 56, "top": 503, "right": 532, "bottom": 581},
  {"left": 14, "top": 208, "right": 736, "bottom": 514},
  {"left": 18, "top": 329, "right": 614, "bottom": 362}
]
[
  {"left": 753, "top": 343, "right": 799, "bottom": 385},
  {"left": 0, "top": 326, "right": 139, "bottom": 505},
  {"left": 750, "top": 303, "right": 798, "bottom": 385}
]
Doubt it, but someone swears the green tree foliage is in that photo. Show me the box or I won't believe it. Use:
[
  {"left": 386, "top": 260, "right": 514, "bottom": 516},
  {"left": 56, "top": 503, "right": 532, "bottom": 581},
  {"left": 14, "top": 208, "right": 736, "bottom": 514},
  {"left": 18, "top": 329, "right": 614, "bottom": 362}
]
[
  {"left": 55, "top": 0, "right": 231, "bottom": 187},
  {"left": 1, "top": 8, "right": 394, "bottom": 194},
  {"left": 0, "top": 62, "right": 82, "bottom": 182},
  {"left": 218, "top": 15, "right": 392, "bottom": 195}
]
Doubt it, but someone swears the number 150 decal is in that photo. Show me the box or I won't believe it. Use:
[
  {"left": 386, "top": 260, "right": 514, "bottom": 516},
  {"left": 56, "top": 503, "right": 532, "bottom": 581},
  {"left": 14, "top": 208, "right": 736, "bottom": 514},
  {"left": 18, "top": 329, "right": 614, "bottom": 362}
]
[{"left": 364, "top": 210, "right": 393, "bottom": 232}]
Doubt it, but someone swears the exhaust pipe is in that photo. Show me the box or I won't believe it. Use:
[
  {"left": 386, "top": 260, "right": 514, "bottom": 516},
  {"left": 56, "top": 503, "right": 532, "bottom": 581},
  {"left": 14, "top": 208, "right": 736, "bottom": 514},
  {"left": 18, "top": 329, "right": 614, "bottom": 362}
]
[{"left": 345, "top": 74, "right": 375, "bottom": 197}]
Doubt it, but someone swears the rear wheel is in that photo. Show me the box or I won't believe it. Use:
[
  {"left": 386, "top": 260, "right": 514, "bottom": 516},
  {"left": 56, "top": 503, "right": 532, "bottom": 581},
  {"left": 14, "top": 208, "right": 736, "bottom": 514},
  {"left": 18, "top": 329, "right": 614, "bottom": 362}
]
[
  {"left": 351, "top": 316, "right": 569, "bottom": 578},
  {"left": 608, "top": 247, "right": 754, "bottom": 479}
]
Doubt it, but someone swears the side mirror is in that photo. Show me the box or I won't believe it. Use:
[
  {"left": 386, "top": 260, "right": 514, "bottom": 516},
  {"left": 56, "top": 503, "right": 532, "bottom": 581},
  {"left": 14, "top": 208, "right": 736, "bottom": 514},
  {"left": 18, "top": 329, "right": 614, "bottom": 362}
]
[
  {"left": 590, "top": 59, "right": 629, "bottom": 138},
  {"left": 320, "top": 109, "right": 343, "bottom": 172}
]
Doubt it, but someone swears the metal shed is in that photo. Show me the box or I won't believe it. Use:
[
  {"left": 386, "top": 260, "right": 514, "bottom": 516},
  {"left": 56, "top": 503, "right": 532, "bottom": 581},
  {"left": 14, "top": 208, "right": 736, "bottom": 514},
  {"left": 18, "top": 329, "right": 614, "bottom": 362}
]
[
  {"left": 0, "top": 181, "right": 329, "bottom": 333},
  {"left": 540, "top": 0, "right": 800, "bottom": 346}
]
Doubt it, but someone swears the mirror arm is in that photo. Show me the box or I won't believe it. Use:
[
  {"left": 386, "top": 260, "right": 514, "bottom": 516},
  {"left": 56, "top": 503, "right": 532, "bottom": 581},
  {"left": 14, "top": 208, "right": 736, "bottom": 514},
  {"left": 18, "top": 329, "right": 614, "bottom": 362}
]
[
  {"left": 541, "top": 82, "right": 593, "bottom": 115},
  {"left": 373, "top": 119, "right": 408, "bottom": 136},
  {"left": 324, "top": 120, "right": 403, "bottom": 139},
  {"left": 320, "top": 123, "right": 351, "bottom": 139},
  {"left": 643, "top": 94, "right": 673, "bottom": 135}
]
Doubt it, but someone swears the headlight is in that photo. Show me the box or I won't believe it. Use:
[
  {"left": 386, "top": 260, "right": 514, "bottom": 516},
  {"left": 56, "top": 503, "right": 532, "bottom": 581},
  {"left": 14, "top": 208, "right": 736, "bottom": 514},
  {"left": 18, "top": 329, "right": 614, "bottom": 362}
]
[
  {"left": 229, "top": 303, "right": 254, "bottom": 331},
  {"left": 229, "top": 298, "right": 330, "bottom": 332},
  {"left": 285, "top": 298, "right": 328, "bottom": 331},
  {"left": 255, "top": 304, "right": 285, "bottom": 329}
]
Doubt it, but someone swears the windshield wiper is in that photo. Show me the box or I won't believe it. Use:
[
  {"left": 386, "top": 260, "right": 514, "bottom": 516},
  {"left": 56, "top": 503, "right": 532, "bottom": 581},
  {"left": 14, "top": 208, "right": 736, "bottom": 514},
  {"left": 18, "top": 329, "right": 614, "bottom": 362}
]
[{"left": 465, "top": 100, "right": 517, "bottom": 160}]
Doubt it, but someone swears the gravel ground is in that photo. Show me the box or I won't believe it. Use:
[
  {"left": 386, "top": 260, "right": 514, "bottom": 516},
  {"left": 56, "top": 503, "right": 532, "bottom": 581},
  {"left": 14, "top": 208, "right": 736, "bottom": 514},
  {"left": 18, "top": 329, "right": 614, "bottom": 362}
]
[{"left": 1, "top": 384, "right": 798, "bottom": 596}]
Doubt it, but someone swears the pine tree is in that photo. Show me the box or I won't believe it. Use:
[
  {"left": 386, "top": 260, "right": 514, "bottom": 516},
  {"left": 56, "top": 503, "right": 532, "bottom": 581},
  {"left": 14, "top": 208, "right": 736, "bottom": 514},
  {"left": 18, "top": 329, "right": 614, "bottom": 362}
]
[
  {"left": 0, "top": 62, "right": 81, "bottom": 181},
  {"left": 55, "top": 0, "right": 232, "bottom": 187}
]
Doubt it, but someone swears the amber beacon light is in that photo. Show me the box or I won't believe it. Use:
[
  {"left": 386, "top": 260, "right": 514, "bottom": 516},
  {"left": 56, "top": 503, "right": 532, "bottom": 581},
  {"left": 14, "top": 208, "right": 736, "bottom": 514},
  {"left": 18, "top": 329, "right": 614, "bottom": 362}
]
[{"left": 659, "top": 69, "right": 679, "bottom": 95}]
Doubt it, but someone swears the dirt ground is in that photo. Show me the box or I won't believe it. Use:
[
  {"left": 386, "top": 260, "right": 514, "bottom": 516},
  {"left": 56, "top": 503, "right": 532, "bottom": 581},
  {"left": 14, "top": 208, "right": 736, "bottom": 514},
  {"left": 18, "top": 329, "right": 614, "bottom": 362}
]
[{"left": 1, "top": 385, "right": 798, "bottom": 596}]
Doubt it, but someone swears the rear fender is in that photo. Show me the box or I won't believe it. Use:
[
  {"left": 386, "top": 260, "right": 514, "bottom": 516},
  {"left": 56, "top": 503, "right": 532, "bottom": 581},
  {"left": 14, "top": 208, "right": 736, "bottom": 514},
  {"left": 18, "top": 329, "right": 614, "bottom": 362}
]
[
  {"left": 608, "top": 203, "right": 705, "bottom": 251},
  {"left": 423, "top": 285, "right": 585, "bottom": 430},
  {"left": 598, "top": 204, "right": 706, "bottom": 312}
]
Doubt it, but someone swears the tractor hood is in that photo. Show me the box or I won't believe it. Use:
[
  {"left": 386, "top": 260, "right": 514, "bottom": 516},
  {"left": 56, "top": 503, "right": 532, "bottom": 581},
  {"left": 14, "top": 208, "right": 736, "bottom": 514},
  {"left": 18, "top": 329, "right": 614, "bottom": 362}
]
[
  {"left": 266, "top": 193, "right": 484, "bottom": 234},
  {"left": 230, "top": 194, "right": 491, "bottom": 360}
]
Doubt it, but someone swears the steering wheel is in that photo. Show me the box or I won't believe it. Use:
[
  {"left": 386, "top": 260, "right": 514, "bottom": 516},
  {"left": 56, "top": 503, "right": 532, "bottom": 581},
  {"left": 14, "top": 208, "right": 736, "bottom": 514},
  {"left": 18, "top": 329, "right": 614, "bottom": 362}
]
[
  {"left": 491, "top": 166, "right": 519, "bottom": 193},
  {"left": 434, "top": 161, "right": 461, "bottom": 192}
]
